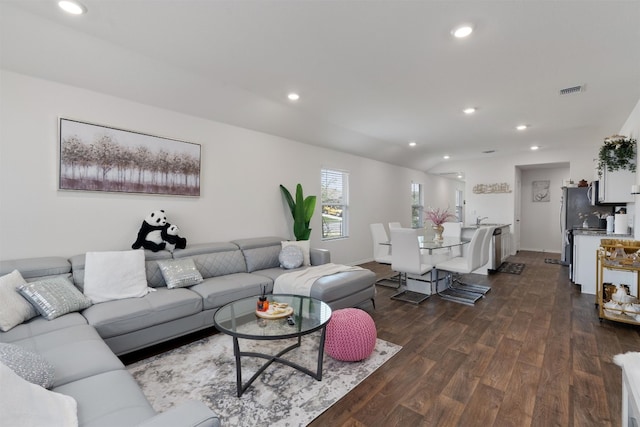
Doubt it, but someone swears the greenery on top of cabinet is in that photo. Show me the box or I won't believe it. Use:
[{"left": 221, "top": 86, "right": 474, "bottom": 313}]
[{"left": 597, "top": 135, "right": 637, "bottom": 178}]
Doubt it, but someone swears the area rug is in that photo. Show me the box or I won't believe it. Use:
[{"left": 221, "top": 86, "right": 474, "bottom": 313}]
[
  {"left": 545, "top": 258, "right": 568, "bottom": 266},
  {"left": 127, "top": 332, "right": 401, "bottom": 426},
  {"left": 496, "top": 262, "right": 525, "bottom": 275}
]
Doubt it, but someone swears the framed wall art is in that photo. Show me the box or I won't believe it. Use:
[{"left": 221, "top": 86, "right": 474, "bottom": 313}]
[
  {"left": 59, "top": 118, "right": 200, "bottom": 196},
  {"left": 532, "top": 180, "right": 550, "bottom": 202}
]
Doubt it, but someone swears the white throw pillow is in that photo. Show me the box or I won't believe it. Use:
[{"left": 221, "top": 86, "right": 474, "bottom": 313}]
[
  {"left": 281, "top": 240, "right": 311, "bottom": 266},
  {"left": 0, "top": 270, "right": 38, "bottom": 331},
  {"left": 84, "top": 250, "right": 151, "bottom": 303},
  {"left": 0, "top": 361, "right": 78, "bottom": 427}
]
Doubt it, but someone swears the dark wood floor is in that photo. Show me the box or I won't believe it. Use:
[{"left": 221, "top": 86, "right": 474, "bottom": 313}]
[{"left": 310, "top": 251, "right": 640, "bottom": 427}]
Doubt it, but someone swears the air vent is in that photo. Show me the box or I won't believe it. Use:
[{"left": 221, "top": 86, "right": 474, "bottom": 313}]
[
  {"left": 559, "top": 84, "right": 586, "bottom": 95},
  {"left": 482, "top": 150, "right": 495, "bottom": 154}
]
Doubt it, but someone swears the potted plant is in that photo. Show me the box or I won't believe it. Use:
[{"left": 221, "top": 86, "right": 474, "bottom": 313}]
[
  {"left": 597, "top": 134, "right": 637, "bottom": 178},
  {"left": 280, "top": 184, "right": 316, "bottom": 241},
  {"left": 424, "top": 207, "right": 456, "bottom": 241}
]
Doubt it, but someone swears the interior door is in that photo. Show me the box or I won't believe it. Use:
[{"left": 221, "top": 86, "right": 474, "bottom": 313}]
[{"left": 514, "top": 172, "right": 521, "bottom": 254}]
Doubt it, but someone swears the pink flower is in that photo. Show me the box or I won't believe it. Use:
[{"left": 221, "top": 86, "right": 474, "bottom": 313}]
[{"left": 424, "top": 207, "right": 456, "bottom": 226}]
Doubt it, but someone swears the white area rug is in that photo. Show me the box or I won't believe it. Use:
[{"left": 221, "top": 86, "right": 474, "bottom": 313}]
[{"left": 127, "top": 332, "right": 401, "bottom": 426}]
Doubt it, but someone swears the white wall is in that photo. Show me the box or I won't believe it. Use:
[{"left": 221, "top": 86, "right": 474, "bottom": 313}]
[
  {"left": 0, "top": 70, "right": 447, "bottom": 263},
  {"left": 620, "top": 99, "right": 640, "bottom": 237},
  {"left": 519, "top": 167, "right": 568, "bottom": 252}
]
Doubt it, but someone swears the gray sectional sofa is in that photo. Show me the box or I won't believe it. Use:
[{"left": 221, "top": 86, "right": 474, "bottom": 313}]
[{"left": 0, "top": 236, "right": 376, "bottom": 427}]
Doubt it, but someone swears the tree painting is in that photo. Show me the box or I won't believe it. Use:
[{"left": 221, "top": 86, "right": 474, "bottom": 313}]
[{"left": 59, "top": 119, "right": 200, "bottom": 196}]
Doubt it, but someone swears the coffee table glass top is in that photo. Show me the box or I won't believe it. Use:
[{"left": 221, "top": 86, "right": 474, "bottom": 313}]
[{"left": 214, "top": 294, "right": 332, "bottom": 340}]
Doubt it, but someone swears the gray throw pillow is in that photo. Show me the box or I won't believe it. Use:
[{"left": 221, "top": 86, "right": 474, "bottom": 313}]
[
  {"left": 0, "top": 343, "right": 55, "bottom": 389},
  {"left": 157, "top": 258, "right": 204, "bottom": 289},
  {"left": 19, "top": 277, "right": 92, "bottom": 320},
  {"left": 279, "top": 245, "right": 304, "bottom": 269}
]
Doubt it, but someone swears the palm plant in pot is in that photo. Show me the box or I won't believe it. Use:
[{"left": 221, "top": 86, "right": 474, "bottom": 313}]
[{"left": 280, "top": 184, "right": 316, "bottom": 241}]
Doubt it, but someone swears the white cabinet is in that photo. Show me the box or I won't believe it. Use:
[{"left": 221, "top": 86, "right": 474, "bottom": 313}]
[
  {"left": 599, "top": 168, "right": 636, "bottom": 204},
  {"left": 573, "top": 234, "right": 633, "bottom": 295}
]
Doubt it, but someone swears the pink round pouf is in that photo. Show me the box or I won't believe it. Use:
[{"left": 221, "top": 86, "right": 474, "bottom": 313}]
[{"left": 325, "top": 308, "right": 377, "bottom": 361}]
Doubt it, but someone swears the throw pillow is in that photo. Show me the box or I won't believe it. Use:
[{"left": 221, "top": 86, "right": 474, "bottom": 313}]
[
  {"left": 0, "top": 270, "right": 38, "bottom": 331},
  {"left": 83, "top": 250, "right": 151, "bottom": 303},
  {"left": 157, "top": 258, "right": 203, "bottom": 289},
  {"left": 19, "top": 277, "right": 92, "bottom": 320},
  {"left": 0, "top": 343, "right": 55, "bottom": 389},
  {"left": 0, "top": 361, "right": 78, "bottom": 426},
  {"left": 281, "top": 240, "right": 311, "bottom": 266},
  {"left": 279, "top": 245, "right": 304, "bottom": 269}
]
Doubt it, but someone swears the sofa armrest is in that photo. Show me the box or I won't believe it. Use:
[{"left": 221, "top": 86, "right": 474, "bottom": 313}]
[
  {"left": 136, "top": 400, "right": 221, "bottom": 427},
  {"left": 310, "top": 248, "right": 330, "bottom": 265}
]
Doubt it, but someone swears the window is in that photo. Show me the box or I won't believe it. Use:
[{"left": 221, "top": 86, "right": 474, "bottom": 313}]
[
  {"left": 455, "top": 189, "right": 464, "bottom": 222},
  {"left": 321, "top": 168, "right": 349, "bottom": 239},
  {"left": 411, "top": 182, "right": 424, "bottom": 228}
]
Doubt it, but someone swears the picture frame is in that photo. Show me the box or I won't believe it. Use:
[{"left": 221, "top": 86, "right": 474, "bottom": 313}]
[
  {"left": 532, "top": 180, "right": 550, "bottom": 202},
  {"left": 59, "top": 118, "right": 200, "bottom": 196}
]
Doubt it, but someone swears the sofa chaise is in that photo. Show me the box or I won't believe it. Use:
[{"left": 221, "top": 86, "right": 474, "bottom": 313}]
[{"left": 0, "top": 236, "right": 376, "bottom": 426}]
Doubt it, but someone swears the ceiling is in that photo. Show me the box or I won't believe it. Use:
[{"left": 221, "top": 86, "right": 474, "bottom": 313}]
[{"left": 2, "top": 1, "right": 639, "bottom": 174}]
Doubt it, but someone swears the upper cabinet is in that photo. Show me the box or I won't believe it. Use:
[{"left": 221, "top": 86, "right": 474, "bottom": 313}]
[{"left": 599, "top": 168, "right": 636, "bottom": 204}]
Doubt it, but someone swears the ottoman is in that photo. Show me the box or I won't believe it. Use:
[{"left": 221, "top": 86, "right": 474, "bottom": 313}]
[{"left": 325, "top": 308, "right": 377, "bottom": 361}]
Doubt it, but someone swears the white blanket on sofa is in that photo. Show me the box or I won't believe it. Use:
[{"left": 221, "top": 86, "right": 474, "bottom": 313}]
[{"left": 273, "top": 263, "right": 364, "bottom": 297}]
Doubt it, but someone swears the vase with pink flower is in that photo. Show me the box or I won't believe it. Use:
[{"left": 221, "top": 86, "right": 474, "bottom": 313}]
[{"left": 425, "top": 207, "right": 456, "bottom": 241}]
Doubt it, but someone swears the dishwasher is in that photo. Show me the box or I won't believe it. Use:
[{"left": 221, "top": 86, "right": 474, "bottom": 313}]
[{"left": 492, "top": 227, "right": 503, "bottom": 270}]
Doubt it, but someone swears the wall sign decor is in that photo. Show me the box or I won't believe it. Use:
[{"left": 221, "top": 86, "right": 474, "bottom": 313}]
[
  {"left": 59, "top": 118, "right": 200, "bottom": 196},
  {"left": 472, "top": 183, "right": 511, "bottom": 194},
  {"left": 532, "top": 180, "right": 550, "bottom": 202}
]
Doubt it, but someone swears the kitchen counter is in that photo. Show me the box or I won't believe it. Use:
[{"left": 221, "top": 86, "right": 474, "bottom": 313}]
[{"left": 572, "top": 228, "right": 632, "bottom": 237}]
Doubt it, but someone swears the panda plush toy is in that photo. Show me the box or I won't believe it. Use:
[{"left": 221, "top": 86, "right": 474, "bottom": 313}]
[
  {"left": 162, "top": 224, "right": 187, "bottom": 252},
  {"left": 131, "top": 210, "right": 169, "bottom": 252}
]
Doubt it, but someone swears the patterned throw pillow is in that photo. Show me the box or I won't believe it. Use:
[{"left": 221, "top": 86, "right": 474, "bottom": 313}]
[
  {"left": 0, "top": 270, "right": 38, "bottom": 331},
  {"left": 157, "top": 258, "right": 204, "bottom": 289},
  {"left": 0, "top": 343, "right": 55, "bottom": 389},
  {"left": 19, "top": 277, "right": 92, "bottom": 320},
  {"left": 281, "top": 240, "right": 311, "bottom": 266},
  {"left": 279, "top": 245, "right": 304, "bottom": 269}
]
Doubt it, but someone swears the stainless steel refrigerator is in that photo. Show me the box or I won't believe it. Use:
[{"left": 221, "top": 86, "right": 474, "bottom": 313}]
[{"left": 560, "top": 186, "right": 613, "bottom": 270}]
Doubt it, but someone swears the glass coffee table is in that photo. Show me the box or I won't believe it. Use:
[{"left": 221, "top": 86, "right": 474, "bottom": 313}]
[{"left": 213, "top": 294, "right": 332, "bottom": 397}]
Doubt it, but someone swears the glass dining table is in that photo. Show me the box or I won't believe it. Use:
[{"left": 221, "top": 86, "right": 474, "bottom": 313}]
[{"left": 380, "top": 235, "right": 471, "bottom": 303}]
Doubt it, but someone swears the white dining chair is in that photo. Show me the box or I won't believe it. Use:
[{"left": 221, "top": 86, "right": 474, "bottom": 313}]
[
  {"left": 442, "top": 222, "right": 463, "bottom": 257},
  {"left": 434, "top": 227, "right": 488, "bottom": 305},
  {"left": 370, "top": 223, "right": 400, "bottom": 288},
  {"left": 390, "top": 228, "right": 433, "bottom": 304},
  {"left": 388, "top": 222, "right": 401, "bottom": 230}
]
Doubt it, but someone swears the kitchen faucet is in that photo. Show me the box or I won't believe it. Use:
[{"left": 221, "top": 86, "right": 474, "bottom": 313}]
[{"left": 476, "top": 216, "right": 488, "bottom": 226}]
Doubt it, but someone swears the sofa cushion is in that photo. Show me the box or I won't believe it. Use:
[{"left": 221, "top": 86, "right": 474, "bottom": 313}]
[
  {"left": 173, "top": 242, "right": 247, "bottom": 278},
  {"left": 0, "top": 361, "right": 78, "bottom": 427},
  {"left": 10, "top": 324, "right": 124, "bottom": 388},
  {"left": 157, "top": 258, "right": 203, "bottom": 289},
  {"left": 70, "top": 250, "right": 172, "bottom": 291},
  {"left": 189, "top": 272, "right": 273, "bottom": 310},
  {"left": 309, "top": 269, "right": 377, "bottom": 302},
  {"left": 84, "top": 250, "right": 151, "bottom": 303},
  {"left": 0, "top": 256, "right": 71, "bottom": 281},
  {"left": 81, "top": 288, "right": 203, "bottom": 338},
  {"left": 19, "top": 277, "right": 92, "bottom": 320},
  {"left": 0, "top": 342, "right": 55, "bottom": 388},
  {"left": 282, "top": 240, "right": 311, "bottom": 266},
  {"left": 0, "top": 312, "right": 87, "bottom": 344},
  {"left": 231, "top": 236, "right": 285, "bottom": 272},
  {"left": 54, "top": 369, "right": 155, "bottom": 427},
  {"left": 0, "top": 269, "right": 38, "bottom": 331},
  {"left": 279, "top": 245, "right": 304, "bottom": 269}
]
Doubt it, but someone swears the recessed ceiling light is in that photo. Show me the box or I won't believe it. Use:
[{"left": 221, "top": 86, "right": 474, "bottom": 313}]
[
  {"left": 452, "top": 25, "right": 473, "bottom": 38},
  {"left": 463, "top": 107, "right": 476, "bottom": 114},
  {"left": 530, "top": 145, "right": 539, "bottom": 150},
  {"left": 58, "top": 0, "right": 86, "bottom": 15},
  {"left": 516, "top": 124, "right": 528, "bottom": 131},
  {"left": 408, "top": 141, "right": 417, "bottom": 147},
  {"left": 287, "top": 93, "right": 300, "bottom": 101},
  {"left": 443, "top": 155, "right": 450, "bottom": 160},
  {"left": 457, "top": 174, "right": 463, "bottom": 179}
]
